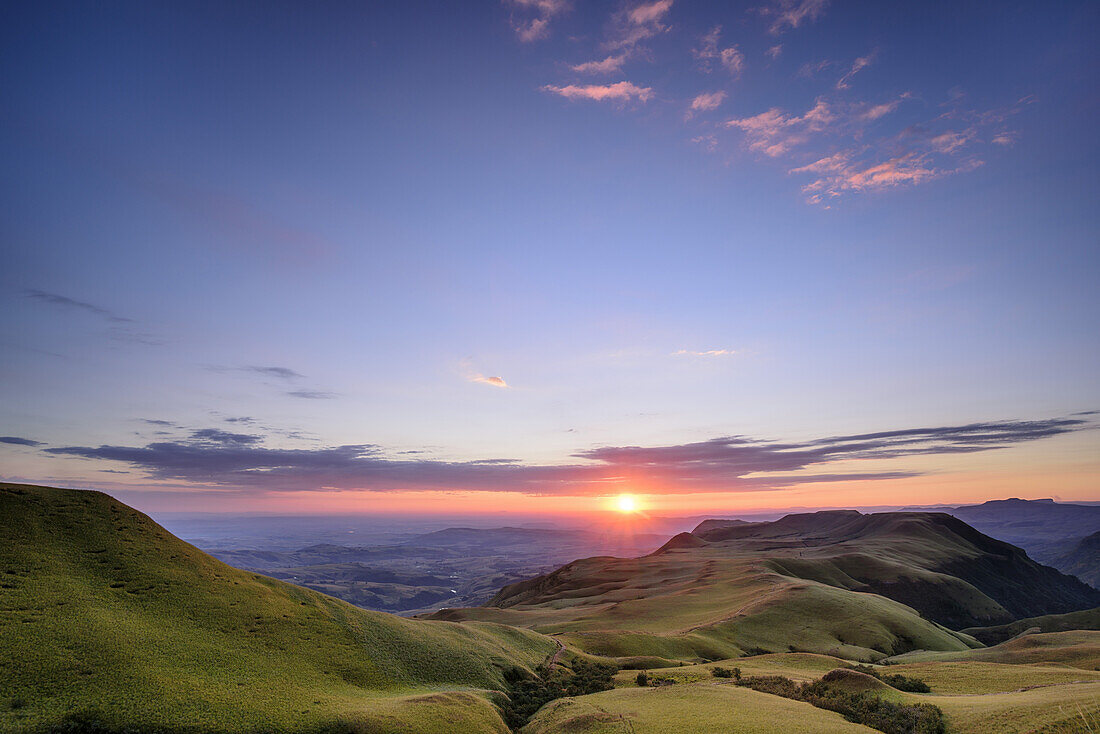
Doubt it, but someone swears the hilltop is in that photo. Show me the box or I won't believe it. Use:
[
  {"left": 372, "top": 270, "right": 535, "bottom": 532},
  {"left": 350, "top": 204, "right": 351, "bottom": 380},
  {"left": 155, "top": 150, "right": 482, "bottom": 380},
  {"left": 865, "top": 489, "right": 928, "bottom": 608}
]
[
  {"left": 432, "top": 509, "right": 1098, "bottom": 665},
  {"left": 0, "top": 483, "right": 555, "bottom": 733},
  {"left": 689, "top": 510, "right": 1100, "bottom": 627}
]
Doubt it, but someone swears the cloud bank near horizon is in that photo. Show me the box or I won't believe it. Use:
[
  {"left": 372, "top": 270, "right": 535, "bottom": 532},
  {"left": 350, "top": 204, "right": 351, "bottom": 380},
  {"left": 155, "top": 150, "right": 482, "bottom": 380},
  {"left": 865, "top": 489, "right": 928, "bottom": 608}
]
[{"left": 35, "top": 416, "right": 1090, "bottom": 497}]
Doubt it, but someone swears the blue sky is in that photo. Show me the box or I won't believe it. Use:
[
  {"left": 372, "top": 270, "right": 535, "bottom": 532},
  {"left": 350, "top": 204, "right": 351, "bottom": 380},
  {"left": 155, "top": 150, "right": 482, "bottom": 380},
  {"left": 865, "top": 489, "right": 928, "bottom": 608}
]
[{"left": 1, "top": 0, "right": 1097, "bottom": 514}]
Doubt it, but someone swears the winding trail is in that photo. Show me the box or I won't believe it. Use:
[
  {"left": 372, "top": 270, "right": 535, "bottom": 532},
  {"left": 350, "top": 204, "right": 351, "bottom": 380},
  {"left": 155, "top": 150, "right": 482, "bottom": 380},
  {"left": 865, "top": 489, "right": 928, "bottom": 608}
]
[{"left": 547, "top": 633, "right": 566, "bottom": 667}]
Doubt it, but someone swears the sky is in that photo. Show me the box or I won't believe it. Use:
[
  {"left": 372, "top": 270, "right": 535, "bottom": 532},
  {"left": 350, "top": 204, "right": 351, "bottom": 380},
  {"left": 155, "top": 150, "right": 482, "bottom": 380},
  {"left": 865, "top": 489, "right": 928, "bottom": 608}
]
[{"left": 1, "top": 0, "right": 1098, "bottom": 517}]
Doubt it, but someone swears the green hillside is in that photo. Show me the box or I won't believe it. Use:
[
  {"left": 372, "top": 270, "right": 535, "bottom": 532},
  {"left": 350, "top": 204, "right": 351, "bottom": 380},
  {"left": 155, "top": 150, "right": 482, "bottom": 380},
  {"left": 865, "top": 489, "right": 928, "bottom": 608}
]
[
  {"left": 962, "top": 606, "right": 1100, "bottom": 645},
  {"left": 693, "top": 510, "right": 1100, "bottom": 628},
  {"left": 431, "top": 539, "right": 979, "bottom": 664},
  {"left": 0, "top": 483, "right": 555, "bottom": 733}
]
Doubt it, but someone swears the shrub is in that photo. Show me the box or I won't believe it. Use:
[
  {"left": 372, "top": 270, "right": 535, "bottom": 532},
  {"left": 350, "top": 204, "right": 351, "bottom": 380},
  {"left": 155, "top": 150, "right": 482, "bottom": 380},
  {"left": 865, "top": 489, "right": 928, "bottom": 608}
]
[
  {"left": 711, "top": 667, "right": 733, "bottom": 678},
  {"left": 499, "top": 658, "right": 618, "bottom": 731},
  {"left": 636, "top": 671, "right": 649, "bottom": 687},
  {"left": 736, "top": 674, "right": 946, "bottom": 734},
  {"left": 843, "top": 663, "right": 932, "bottom": 693}
]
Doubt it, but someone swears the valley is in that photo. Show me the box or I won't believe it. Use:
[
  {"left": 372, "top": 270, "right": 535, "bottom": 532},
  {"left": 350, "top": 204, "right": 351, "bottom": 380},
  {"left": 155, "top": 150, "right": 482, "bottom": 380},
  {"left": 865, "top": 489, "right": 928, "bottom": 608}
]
[{"left": 2, "top": 483, "right": 1098, "bottom": 733}]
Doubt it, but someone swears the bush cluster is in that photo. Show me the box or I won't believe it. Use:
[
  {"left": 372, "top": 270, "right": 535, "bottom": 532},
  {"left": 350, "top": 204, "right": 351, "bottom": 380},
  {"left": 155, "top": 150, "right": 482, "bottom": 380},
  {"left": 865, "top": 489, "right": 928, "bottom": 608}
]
[
  {"left": 710, "top": 666, "right": 741, "bottom": 680},
  {"left": 499, "top": 659, "right": 618, "bottom": 731},
  {"left": 845, "top": 664, "right": 932, "bottom": 693},
  {"left": 736, "top": 675, "right": 945, "bottom": 734}
]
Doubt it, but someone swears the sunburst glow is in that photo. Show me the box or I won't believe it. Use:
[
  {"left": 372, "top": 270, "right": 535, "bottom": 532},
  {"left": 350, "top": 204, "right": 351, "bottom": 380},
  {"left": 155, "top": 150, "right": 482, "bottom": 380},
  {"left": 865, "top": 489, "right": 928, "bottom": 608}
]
[{"left": 615, "top": 494, "right": 639, "bottom": 513}]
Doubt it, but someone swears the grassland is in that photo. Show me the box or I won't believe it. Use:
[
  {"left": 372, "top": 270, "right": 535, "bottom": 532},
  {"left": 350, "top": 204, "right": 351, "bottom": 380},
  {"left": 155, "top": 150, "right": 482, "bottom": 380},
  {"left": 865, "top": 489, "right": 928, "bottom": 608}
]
[
  {"left": 521, "top": 683, "right": 876, "bottom": 734},
  {"left": 432, "top": 542, "right": 978, "bottom": 664},
  {"left": 530, "top": 647, "right": 1100, "bottom": 734},
  {"left": 0, "top": 483, "right": 555, "bottom": 733},
  {"left": 883, "top": 630, "right": 1100, "bottom": 669},
  {"left": 962, "top": 607, "right": 1100, "bottom": 645}
]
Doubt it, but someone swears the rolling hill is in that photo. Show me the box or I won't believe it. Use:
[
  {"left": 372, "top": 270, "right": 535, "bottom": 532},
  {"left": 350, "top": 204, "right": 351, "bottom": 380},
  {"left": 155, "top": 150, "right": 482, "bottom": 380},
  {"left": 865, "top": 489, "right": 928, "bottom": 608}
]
[
  {"left": 0, "top": 483, "right": 556, "bottom": 733},
  {"left": 691, "top": 510, "right": 1100, "bottom": 627},
  {"left": 431, "top": 510, "right": 1098, "bottom": 665}
]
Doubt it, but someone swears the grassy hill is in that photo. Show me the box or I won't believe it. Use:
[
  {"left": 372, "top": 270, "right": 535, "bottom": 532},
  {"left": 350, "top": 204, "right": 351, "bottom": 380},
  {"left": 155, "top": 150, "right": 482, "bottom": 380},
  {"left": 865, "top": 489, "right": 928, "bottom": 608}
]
[
  {"left": 432, "top": 542, "right": 979, "bottom": 664},
  {"left": 521, "top": 683, "right": 875, "bottom": 734},
  {"left": 526, "top": 644, "right": 1100, "bottom": 734},
  {"left": 0, "top": 483, "right": 556, "bottom": 733},
  {"left": 429, "top": 510, "right": 1100, "bottom": 667},
  {"left": 692, "top": 510, "right": 1100, "bottom": 628},
  {"left": 883, "top": 630, "right": 1100, "bottom": 669},
  {"left": 962, "top": 606, "right": 1100, "bottom": 645}
]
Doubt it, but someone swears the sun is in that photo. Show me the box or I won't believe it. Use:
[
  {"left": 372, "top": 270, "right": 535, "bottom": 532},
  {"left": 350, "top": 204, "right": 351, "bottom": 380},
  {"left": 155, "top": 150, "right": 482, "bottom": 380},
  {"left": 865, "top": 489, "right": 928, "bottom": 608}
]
[{"left": 615, "top": 494, "right": 639, "bottom": 513}]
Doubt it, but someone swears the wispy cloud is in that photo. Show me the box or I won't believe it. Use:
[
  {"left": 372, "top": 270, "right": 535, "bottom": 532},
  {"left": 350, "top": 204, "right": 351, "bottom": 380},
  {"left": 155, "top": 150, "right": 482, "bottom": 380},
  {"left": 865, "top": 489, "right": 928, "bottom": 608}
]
[
  {"left": 542, "top": 81, "right": 653, "bottom": 103},
  {"left": 246, "top": 365, "right": 304, "bottom": 380},
  {"left": 763, "top": 0, "right": 829, "bottom": 35},
  {"left": 727, "top": 90, "right": 1024, "bottom": 204},
  {"left": 41, "top": 416, "right": 1089, "bottom": 495},
  {"left": 726, "top": 99, "right": 835, "bottom": 157},
  {"left": 507, "top": 0, "right": 569, "bottom": 42},
  {"left": 766, "top": 44, "right": 783, "bottom": 60},
  {"left": 692, "top": 26, "right": 744, "bottom": 78},
  {"left": 608, "top": 0, "right": 674, "bottom": 50},
  {"left": 571, "top": 54, "right": 627, "bottom": 74},
  {"left": 25, "top": 290, "right": 132, "bottom": 323},
  {"left": 0, "top": 437, "right": 43, "bottom": 447},
  {"left": 286, "top": 389, "right": 337, "bottom": 400},
  {"left": 673, "top": 348, "right": 738, "bottom": 357},
  {"left": 687, "top": 91, "right": 727, "bottom": 118},
  {"left": 791, "top": 152, "right": 982, "bottom": 205},
  {"left": 836, "top": 52, "right": 875, "bottom": 90},
  {"left": 25, "top": 289, "right": 163, "bottom": 345}
]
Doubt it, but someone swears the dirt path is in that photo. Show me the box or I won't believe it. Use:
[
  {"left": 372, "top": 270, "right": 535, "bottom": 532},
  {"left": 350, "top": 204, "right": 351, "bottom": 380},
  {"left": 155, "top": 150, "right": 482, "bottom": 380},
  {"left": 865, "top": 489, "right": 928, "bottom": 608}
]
[{"left": 547, "top": 633, "right": 566, "bottom": 666}]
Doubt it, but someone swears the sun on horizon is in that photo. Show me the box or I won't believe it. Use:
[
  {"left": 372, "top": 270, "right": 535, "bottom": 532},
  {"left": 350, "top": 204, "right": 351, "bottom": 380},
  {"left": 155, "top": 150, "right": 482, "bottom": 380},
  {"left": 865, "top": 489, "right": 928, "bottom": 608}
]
[{"left": 615, "top": 494, "right": 639, "bottom": 514}]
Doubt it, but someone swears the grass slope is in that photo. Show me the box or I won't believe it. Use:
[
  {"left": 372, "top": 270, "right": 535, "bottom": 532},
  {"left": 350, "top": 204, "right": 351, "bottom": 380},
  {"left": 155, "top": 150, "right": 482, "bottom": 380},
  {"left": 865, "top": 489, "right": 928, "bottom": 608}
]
[
  {"left": 520, "top": 683, "right": 875, "bottom": 734},
  {"left": 962, "top": 607, "right": 1100, "bottom": 646},
  {"left": 431, "top": 514, "right": 1010, "bottom": 664},
  {"left": 694, "top": 511, "right": 1100, "bottom": 628},
  {"left": 883, "top": 630, "right": 1100, "bottom": 670},
  {"left": 0, "top": 483, "right": 555, "bottom": 733}
]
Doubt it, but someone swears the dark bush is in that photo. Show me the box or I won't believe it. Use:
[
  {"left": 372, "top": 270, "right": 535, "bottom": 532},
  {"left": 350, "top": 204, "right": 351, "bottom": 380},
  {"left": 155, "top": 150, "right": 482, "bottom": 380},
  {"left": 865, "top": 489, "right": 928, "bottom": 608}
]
[
  {"left": 711, "top": 666, "right": 733, "bottom": 678},
  {"left": 737, "top": 674, "right": 945, "bottom": 734},
  {"left": 636, "top": 671, "right": 649, "bottom": 687},
  {"left": 499, "top": 658, "right": 618, "bottom": 731},
  {"left": 843, "top": 663, "right": 932, "bottom": 693}
]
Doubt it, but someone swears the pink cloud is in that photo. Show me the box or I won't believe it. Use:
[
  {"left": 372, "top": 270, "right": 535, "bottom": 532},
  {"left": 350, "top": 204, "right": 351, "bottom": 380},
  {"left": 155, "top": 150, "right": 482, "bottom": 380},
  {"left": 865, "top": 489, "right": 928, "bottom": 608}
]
[
  {"left": 765, "top": 0, "right": 829, "bottom": 35},
  {"left": 930, "top": 130, "right": 974, "bottom": 154},
  {"left": 571, "top": 54, "right": 627, "bottom": 74},
  {"left": 471, "top": 375, "right": 508, "bottom": 388},
  {"left": 543, "top": 81, "right": 654, "bottom": 103},
  {"left": 861, "top": 97, "right": 905, "bottom": 121},
  {"left": 608, "top": 0, "right": 674, "bottom": 50},
  {"left": 507, "top": 0, "right": 569, "bottom": 42},
  {"left": 766, "top": 44, "right": 783, "bottom": 60},
  {"left": 689, "top": 91, "right": 727, "bottom": 113},
  {"left": 726, "top": 99, "right": 834, "bottom": 156},
  {"left": 628, "top": 0, "right": 674, "bottom": 25},
  {"left": 791, "top": 152, "right": 984, "bottom": 205},
  {"left": 692, "top": 26, "right": 744, "bottom": 78},
  {"left": 720, "top": 46, "right": 745, "bottom": 77},
  {"left": 691, "top": 134, "right": 718, "bottom": 152}
]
